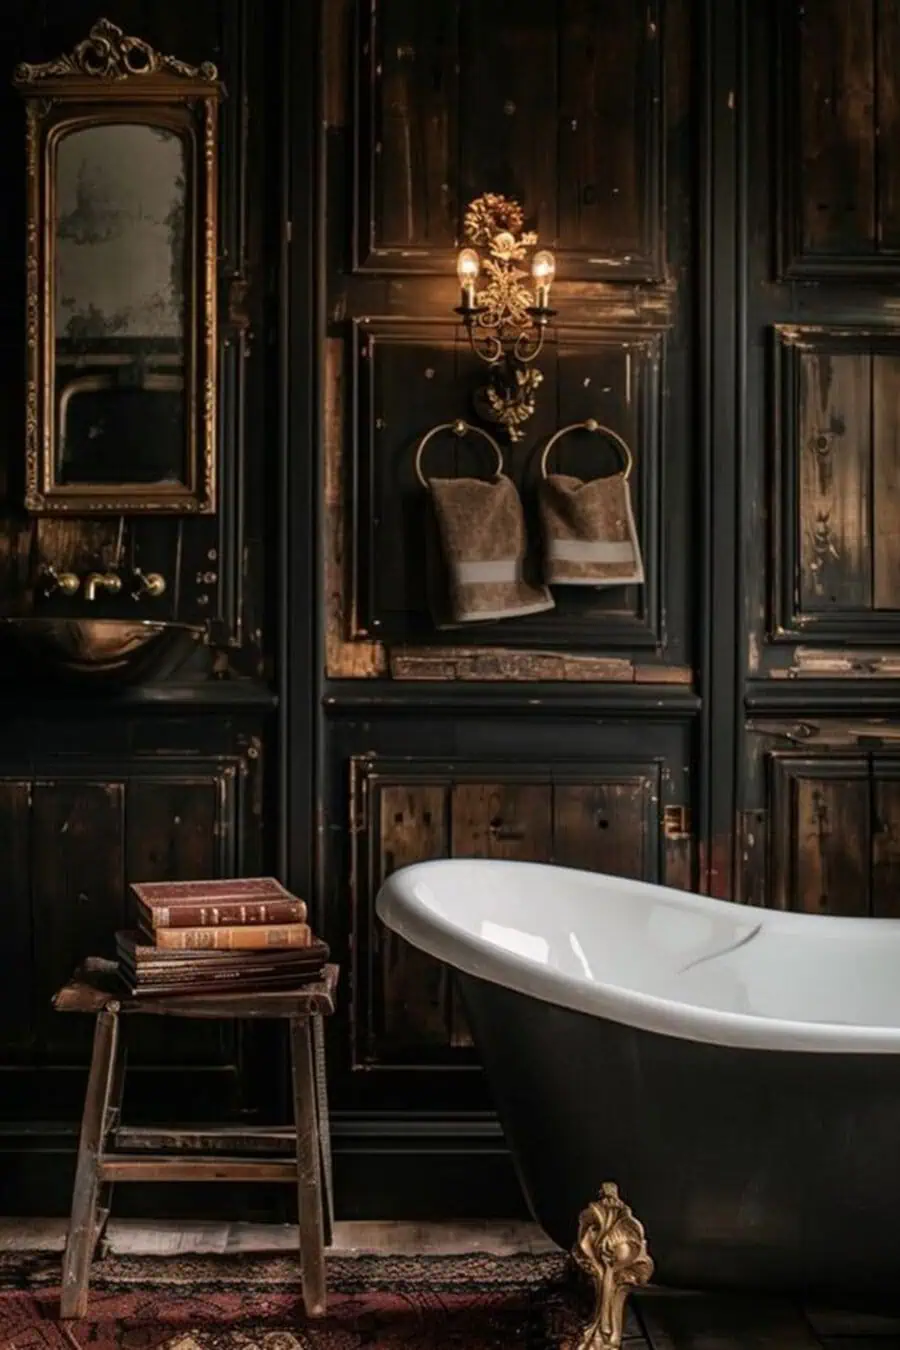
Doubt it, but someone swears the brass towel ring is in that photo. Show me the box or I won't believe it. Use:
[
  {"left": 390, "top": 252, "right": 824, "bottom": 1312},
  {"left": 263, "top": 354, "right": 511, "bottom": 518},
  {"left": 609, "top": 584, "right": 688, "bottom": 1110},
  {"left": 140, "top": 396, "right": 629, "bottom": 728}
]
[
  {"left": 414, "top": 419, "right": 504, "bottom": 490},
  {"left": 540, "top": 418, "right": 634, "bottom": 482}
]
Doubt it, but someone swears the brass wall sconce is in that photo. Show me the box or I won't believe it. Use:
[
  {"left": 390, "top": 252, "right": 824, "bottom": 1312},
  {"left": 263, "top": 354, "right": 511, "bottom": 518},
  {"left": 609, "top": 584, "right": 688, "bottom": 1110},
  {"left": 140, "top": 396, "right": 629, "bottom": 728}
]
[{"left": 455, "top": 193, "right": 556, "bottom": 442}]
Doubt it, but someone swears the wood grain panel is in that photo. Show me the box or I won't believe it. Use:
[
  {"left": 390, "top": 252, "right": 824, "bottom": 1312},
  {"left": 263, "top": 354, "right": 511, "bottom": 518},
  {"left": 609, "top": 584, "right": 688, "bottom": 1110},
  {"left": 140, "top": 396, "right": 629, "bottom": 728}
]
[
  {"left": 792, "top": 772, "right": 869, "bottom": 916},
  {"left": 355, "top": 0, "right": 665, "bottom": 276},
  {"left": 553, "top": 780, "right": 651, "bottom": 877},
  {"left": 31, "top": 780, "right": 125, "bottom": 1056},
  {"left": 797, "top": 350, "right": 871, "bottom": 611},
  {"left": 377, "top": 784, "right": 450, "bottom": 1052},
  {"left": 126, "top": 778, "right": 220, "bottom": 884},
  {"left": 370, "top": 0, "right": 458, "bottom": 253},
  {"left": 872, "top": 354, "right": 900, "bottom": 609},
  {"left": 451, "top": 782, "right": 552, "bottom": 860},
  {"left": 0, "top": 783, "right": 33, "bottom": 1053},
  {"left": 798, "top": 0, "right": 875, "bottom": 257},
  {"left": 877, "top": 0, "right": 900, "bottom": 250},
  {"left": 557, "top": 0, "right": 644, "bottom": 256},
  {"left": 458, "top": 0, "right": 558, "bottom": 243},
  {"left": 872, "top": 777, "right": 900, "bottom": 918}
]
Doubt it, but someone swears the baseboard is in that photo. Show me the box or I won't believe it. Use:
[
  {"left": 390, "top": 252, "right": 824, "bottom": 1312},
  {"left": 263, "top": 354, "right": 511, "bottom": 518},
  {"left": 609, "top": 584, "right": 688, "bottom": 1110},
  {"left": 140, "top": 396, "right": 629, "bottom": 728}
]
[{"left": 0, "top": 1113, "right": 528, "bottom": 1222}]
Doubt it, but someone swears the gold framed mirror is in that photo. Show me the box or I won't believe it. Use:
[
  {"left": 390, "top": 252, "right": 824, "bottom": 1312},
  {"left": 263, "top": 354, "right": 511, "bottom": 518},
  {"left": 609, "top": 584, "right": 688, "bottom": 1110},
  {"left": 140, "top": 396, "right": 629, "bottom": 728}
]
[{"left": 13, "top": 18, "right": 224, "bottom": 514}]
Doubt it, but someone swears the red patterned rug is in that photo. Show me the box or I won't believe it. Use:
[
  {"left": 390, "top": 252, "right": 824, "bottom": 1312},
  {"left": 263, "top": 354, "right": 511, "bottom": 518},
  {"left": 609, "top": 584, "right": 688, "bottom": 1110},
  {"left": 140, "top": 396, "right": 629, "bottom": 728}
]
[{"left": 0, "top": 1250, "right": 605, "bottom": 1349}]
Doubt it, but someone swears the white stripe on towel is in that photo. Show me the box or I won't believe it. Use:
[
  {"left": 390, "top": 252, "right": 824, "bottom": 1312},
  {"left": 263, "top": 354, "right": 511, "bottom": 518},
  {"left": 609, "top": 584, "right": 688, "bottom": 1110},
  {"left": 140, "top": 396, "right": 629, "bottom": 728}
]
[
  {"left": 547, "top": 540, "right": 636, "bottom": 563},
  {"left": 455, "top": 559, "right": 522, "bottom": 583}
]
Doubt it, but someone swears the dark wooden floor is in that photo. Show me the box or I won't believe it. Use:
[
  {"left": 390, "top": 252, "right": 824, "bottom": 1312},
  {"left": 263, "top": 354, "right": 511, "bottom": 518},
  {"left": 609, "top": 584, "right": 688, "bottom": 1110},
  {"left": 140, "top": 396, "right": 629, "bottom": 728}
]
[{"left": 634, "top": 1291, "right": 900, "bottom": 1350}]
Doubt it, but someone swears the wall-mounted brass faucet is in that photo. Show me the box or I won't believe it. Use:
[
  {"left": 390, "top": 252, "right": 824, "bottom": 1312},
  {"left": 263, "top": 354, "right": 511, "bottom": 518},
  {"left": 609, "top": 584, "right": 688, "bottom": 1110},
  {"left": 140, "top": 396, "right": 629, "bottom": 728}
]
[
  {"left": 39, "top": 565, "right": 80, "bottom": 597},
  {"left": 131, "top": 569, "right": 166, "bottom": 599},
  {"left": 83, "top": 572, "right": 122, "bottom": 602}
]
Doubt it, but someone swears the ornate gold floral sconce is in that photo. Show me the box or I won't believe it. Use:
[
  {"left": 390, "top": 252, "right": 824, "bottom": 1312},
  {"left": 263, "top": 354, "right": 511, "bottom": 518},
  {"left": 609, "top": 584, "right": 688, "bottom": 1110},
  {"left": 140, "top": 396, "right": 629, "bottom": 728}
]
[{"left": 454, "top": 193, "right": 556, "bottom": 443}]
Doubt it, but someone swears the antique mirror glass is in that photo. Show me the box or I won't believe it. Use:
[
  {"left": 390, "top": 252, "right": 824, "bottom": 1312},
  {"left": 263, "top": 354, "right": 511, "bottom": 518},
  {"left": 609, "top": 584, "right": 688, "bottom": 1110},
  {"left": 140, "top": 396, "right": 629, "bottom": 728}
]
[{"left": 14, "top": 19, "right": 223, "bottom": 513}]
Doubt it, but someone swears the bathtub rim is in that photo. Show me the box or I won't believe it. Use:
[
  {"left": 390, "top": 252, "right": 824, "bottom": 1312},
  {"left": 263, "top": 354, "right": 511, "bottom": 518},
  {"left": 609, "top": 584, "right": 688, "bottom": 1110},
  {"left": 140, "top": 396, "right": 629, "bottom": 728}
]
[{"left": 375, "top": 858, "right": 900, "bottom": 1056}]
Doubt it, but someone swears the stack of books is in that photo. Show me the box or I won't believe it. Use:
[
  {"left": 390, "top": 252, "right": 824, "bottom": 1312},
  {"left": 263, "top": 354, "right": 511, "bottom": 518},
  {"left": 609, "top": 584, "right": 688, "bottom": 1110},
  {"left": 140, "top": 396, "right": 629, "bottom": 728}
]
[{"left": 115, "top": 877, "right": 329, "bottom": 998}]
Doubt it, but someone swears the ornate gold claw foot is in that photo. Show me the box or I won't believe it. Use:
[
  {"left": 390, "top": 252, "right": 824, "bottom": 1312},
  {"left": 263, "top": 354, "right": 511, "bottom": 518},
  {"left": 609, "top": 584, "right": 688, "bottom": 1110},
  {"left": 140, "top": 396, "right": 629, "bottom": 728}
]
[{"left": 571, "top": 1182, "right": 654, "bottom": 1350}]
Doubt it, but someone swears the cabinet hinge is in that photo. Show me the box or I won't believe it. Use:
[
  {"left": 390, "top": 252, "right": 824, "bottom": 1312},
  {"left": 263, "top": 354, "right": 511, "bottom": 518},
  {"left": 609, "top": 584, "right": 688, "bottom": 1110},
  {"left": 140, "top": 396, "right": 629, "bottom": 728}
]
[{"left": 663, "top": 805, "right": 691, "bottom": 840}]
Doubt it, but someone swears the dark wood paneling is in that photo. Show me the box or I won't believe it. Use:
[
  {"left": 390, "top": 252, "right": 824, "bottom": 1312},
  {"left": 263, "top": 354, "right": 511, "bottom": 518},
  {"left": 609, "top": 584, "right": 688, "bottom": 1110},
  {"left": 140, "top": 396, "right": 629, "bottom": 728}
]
[
  {"left": 31, "top": 781, "right": 126, "bottom": 1057},
  {"left": 126, "top": 778, "right": 222, "bottom": 884},
  {"left": 872, "top": 354, "right": 900, "bottom": 609},
  {"left": 458, "top": 1, "right": 558, "bottom": 245},
  {"left": 0, "top": 782, "right": 33, "bottom": 1053},
  {"left": 778, "top": 0, "right": 900, "bottom": 277},
  {"left": 377, "top": 784, "right": 450, "bottom": 1054},
  {"left": 771, "top": 328, "right": 900, "bottom": 645},
  {"left": 355, "top": 320, "right": 665, "bottom": 652},
  {"left": 797, "top": 348, "right": 870, "bottom": 613},
  {"left": 553, "top": 778, "right": 654, "bottom": 876},
  {"left": 798, "top": 0, "right": 875, "bottom": 260},
  {"left": 363, "top": 0, "right": 459, "bottom": 257},
  {"left": 356, "top": 0, "right": 664, "bottom": 278},
  {"left": 747, "top": 731, "right": 900, "bottom": 923},
  {"left": 451, "top": 782, "right": 552, "bottom": 860},
  {"left": 872, "top": 775, "right": 900, "bottom": 917},
  {"left": 791, "top": 771, "right": 870, "bottom": 915},
  {"left": 769, "top": 756, "right": 870, "bottom": 915},
  {"left": 557, "top": 0, "right": 649, "bottom": 257}
]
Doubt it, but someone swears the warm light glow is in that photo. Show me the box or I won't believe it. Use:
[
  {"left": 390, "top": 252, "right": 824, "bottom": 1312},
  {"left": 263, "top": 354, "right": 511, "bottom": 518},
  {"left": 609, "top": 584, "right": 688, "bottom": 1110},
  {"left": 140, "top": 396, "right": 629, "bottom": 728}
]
[
  {"left": 456, "top": 248, "right": 480, "bottom": 284},
  {"left": 531, "top": 249, "right": 556, "bottom": 285}
]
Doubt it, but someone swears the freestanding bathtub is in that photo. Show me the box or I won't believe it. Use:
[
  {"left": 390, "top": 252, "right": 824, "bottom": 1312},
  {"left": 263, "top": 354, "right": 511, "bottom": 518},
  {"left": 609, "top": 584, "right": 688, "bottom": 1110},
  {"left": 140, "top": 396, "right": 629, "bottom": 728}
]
[{"left": 376, "top": 858, "right": 900, "bottom": 1300}]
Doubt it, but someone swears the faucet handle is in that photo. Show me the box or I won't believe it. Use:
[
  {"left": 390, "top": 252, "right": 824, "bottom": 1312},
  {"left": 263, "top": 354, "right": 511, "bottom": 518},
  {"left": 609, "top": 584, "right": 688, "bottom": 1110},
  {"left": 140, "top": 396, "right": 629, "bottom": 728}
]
[
  {"left": 83, "top": 571, "right": 122, "bottom": 602},
  {"left": 39, "top": 565, "right": 80, "bottom": 597},
  {"left": 131, "top": 569, "right": 166, "bottom": 600}
]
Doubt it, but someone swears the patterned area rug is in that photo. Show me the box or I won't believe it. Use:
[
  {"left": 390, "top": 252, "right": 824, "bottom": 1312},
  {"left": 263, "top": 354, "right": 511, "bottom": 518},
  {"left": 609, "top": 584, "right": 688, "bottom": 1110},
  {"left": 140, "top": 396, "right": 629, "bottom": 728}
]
[{"left": 0, "top": 1250, "right": 614, "bottom": 1349}]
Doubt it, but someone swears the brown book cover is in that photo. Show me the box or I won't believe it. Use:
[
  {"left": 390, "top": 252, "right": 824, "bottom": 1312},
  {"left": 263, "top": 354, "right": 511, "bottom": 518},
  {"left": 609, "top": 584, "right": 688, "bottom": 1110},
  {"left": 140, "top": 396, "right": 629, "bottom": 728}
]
[
  {"left": 119, "top": 969, "right": 325, "bottom": 998},
  {"left": 130, "top": 877, "right": 307, "bottom": 929},
  {"left": 121, "top": 956, "right": 326, "bottom": 986},
  {"left": 146, "top": 921, "right": 314, "bottom": 951}
]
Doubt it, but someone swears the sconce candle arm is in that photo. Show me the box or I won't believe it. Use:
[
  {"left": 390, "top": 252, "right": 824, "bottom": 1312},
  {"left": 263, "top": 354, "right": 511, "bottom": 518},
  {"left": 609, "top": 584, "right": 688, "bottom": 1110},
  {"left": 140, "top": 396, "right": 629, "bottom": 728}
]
[{"left": 453, "top": 194, "right": 556, "bottom": 440}]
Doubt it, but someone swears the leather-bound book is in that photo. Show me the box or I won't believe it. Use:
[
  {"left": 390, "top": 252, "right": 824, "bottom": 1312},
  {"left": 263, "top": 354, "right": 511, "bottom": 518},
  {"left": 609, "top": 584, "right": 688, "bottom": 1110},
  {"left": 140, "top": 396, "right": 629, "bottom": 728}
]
[{"left": 131, "top": 877, "right": 307, "bottom": 931}]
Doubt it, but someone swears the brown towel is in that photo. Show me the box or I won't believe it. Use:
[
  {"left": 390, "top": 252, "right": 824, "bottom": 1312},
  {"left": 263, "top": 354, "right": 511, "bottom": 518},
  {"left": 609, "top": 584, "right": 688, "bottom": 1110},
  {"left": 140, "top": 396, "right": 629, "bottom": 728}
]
[
  {"left": 428, "top": 475, "right": 554, "bottom": 625},
  {"left": 539, "top": 471, "right": 644, "bottom": 587}
]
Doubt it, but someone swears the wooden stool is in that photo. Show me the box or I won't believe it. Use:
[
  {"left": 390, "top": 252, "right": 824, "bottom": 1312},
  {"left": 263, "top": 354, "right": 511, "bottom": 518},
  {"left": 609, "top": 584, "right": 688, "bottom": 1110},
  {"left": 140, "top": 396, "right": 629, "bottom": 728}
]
[{"left": 53, "top": 959, "right": 338, "bottom": 1321}]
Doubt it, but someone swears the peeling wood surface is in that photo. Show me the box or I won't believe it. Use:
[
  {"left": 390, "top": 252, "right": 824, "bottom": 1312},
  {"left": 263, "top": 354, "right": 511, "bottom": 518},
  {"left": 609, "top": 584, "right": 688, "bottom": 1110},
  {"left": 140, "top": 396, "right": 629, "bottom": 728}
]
[
  {"left": 793, "top": 773, "right": 870, "bottom": 916},
  {"left": 378, "top": 784, "right": 449, "bottom": 1052},
  {"left": 389, "top": 649, "right": 692, "bottom": 683},
  {"left": 798, "top": 350, "right": 870, "bottom": 611}
]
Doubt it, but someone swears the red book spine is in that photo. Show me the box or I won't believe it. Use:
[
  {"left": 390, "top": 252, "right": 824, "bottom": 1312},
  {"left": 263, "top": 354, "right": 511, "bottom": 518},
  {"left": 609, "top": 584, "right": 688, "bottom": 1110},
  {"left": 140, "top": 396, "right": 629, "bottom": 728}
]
[{"left": 139, "top": 898, "right": 307, "bottom": 929}]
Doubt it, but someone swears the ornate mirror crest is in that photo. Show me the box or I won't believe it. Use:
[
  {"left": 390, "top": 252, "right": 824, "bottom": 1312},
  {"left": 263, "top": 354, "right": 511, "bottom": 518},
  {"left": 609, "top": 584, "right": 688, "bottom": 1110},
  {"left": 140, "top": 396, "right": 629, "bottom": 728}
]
[{"left": 13, "top": 19, "right": 224, "bottom": 514}]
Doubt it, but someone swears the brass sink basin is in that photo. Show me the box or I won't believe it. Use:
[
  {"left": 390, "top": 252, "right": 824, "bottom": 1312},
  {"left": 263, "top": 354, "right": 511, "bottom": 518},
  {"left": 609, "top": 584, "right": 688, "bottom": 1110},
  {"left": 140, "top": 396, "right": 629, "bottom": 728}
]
[{"left": 0, "top": 618, "right": 200, "bottom": 686}]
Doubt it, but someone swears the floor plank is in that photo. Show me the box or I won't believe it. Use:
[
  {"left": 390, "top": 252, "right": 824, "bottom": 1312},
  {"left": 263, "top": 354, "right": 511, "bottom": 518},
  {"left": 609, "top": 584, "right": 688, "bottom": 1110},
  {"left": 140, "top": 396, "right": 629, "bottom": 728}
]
[{"left": 638, "top": 1291, "right": 823, "bottom": 1350}]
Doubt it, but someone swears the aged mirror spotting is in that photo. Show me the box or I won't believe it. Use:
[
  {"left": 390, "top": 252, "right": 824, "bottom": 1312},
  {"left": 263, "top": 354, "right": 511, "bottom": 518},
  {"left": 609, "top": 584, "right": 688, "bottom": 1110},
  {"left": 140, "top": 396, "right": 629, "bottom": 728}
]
[{"left": 13, "top": 19, "right": 223, "bottom": 513}]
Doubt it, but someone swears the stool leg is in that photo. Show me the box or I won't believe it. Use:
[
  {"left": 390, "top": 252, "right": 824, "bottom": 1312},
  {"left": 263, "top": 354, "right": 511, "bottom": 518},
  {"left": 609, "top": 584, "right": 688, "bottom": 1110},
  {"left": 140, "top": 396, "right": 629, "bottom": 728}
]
[
  {"left": 60, "top": 1007, "right": 120, "bottom": 1320},
  {"left": 312, "top": 1014, "right": 334, "bottom": 1247},
  {"left": 290, "top": 1014, "right": 326, "bottom": 1317},
  {"left": 94, "top": 1034, "right": 127, "bottom": 1260}
]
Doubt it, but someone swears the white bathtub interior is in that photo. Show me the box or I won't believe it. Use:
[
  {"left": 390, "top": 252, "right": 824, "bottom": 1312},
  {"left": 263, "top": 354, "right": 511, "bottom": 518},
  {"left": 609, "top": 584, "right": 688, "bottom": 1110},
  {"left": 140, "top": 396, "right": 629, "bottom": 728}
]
[{"left": 375, "top": 858, "right": 900, "bottom": 1053}]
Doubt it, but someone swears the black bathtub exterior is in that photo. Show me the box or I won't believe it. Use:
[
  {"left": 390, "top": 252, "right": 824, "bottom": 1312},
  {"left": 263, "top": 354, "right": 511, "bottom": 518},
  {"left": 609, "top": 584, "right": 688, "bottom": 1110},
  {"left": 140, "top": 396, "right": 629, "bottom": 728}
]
[{"left": 459, "top": 972, "right": 900, "bottom": 1298}]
